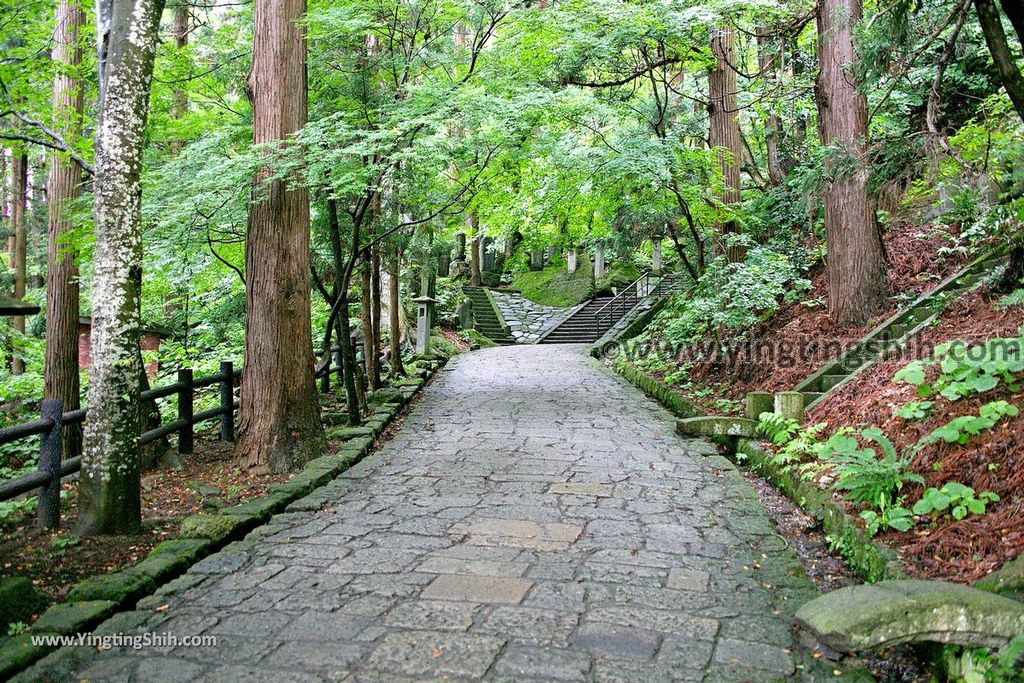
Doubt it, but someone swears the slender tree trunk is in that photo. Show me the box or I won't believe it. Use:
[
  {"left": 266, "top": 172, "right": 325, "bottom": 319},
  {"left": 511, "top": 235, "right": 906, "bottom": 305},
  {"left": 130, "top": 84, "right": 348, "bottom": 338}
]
[
  {"left": 756, "top": 26, "right": 786, "bottom": 186},
  {"left": 169, "top": 3, "right": 189, "bottom": 152},
  {"left": 79, "top": 0, "right": 166, "bottom": 535},
  {"left": 469, "top": 213, "right": 482, "bottom": 286},
  {"left": 9, "top": 151, "right": 27, "bottom": 375},
  {"left": 817, "top": 0, "right": 888, "bottom": 324},
  {"left": 359, "top": 257, "right": 375, "bottom": 392},
  {"left": 236, "top": 0, "right": 323, "bottom": 472},
  {"left": 388, "top": 244, "right": 405, "bottom": 377},
  {"left": 370, "top": 245, "right": 381, "bottom": 389},
  {"left": 45, "top": 0, "right": 85, "bottom": 457},
  {"left": 976, "top": 0, "right": 1024, "bottom": 122},
  {"left": 708, "top": 27, "right": 745, "bottom": 264}
]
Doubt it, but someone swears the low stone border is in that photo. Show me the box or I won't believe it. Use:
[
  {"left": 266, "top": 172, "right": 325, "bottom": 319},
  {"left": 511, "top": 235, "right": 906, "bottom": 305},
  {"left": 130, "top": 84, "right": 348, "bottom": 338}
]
[
  {"left": 0, "top": 356, "right": 450, "bottom": 679},
  {"left": 608, "top": 360, "right": 903, "bottom": 585},
  {"left": 733, "top": 439, "right": 904, "bottom": 584}
]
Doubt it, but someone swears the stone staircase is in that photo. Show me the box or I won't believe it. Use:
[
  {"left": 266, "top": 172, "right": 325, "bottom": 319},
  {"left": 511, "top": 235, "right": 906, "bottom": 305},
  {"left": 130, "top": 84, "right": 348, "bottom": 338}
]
[
  {"left": 540, "top": 272, "right": 685, "bottom": 345},
  {"left": 794, "top": 250, "right": 1009, "bottom": 409},
  {"left": 537, "top": 296, "right": 615, "bottom": 344},
  {"left": 463, "top": 286, "right": 515, "bottom": 345}
]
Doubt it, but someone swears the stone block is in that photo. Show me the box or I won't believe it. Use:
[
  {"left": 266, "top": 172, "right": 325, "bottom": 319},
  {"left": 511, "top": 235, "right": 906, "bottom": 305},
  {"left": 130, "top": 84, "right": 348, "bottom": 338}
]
[
  {"left": 0, "top": 634, "right": 53, "bottom": 680},
  {"left": 795, "top": 580, "right": 1024, "bottom": 655},
  {"left": 421, "top": 574, "right": 533, "bottom": 604},
  {"left": 178, "top": 513, "right": 244, "bottom": 542},
  {"left": 67, "top": 570, "right": 155, "bottom": 605},
  {"left": 676, "top": 417, "right": 757, "bottom": 438},
  {"left": 31, "top": 600, "right": 117, "bottom": 635},
  {"left": 0, "top": 577, "right": 46, "bottom": 631}
]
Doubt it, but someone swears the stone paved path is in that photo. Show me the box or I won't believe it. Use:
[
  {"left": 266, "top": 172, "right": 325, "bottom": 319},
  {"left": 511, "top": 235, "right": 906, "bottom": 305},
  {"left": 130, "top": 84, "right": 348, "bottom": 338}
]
[{"left": 23, "top": 345, "right": 831, "bottom": 682}]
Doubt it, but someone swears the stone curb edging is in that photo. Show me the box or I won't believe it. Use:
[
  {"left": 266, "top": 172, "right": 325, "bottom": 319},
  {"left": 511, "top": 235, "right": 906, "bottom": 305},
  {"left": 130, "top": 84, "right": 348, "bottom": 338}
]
[
  {"left": 733, "top": 439, "right": 905, "bottom": 583},
  {"left": 0, "top": 356, "right": 450, "bottom": 679},
  {"left": 481, "top": 288, "right": 512, "bottom": 338},
  {"left": 608, "top": 360, "right": 905, "bottom": 585}
]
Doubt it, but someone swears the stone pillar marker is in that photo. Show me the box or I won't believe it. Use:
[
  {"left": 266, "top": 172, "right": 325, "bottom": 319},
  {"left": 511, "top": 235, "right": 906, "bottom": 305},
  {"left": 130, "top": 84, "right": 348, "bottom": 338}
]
[
  {"left": 774, "top": 391, "right": 806, "bottom": 421},
  {"left": 414, "top": 295, "right": 437, "bottom": 355},
  {"left": 566, "top": 250, "right": 578, "bottom": 273},
  {"left": 454, "top": 233, "right": 466, "bottom": 261},
  {"left": 746, "top": 391, "right": 775, "bottom": 420},
  {"left": 594, "top": 246, "right": 606, "bottom": 279},
  {"left": 529, "top": 249, "right": 544, "bottom": 271},
  {"left": 651, "top": 239, "right": 662, "bottom": 274}
]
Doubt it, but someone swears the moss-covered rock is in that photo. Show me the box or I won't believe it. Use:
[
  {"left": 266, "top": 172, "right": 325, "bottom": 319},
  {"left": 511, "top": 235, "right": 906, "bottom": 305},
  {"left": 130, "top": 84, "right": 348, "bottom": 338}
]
[
  {"left": 0, "top": 577, "right": 46, "bottom": 632},
  {"left": 149, "top": 538, "right": 214, "bottom": 565},
  {"left": 177, "top": 513, "right": 243, "bottom": 542},
  {"left": 0, "top": 634, "right": 54, "bottom": 679},
  {"left": 219, "top": 492, "right": 292, "bottom": 521},
  {"left": 31, "top": 600, "right": 117, "bottom": 635},
  {"left": 66, "top": 570, "right": 154, "bottom": 605},
  {"left": 326, "top": 426, "right": 375, "bottom": 441},
  {"left": 322, "top": 411, "right": 349, "bottom": 427},
  {"left": 975, "top": 555, "right": 1024, "bottom": 602},
  {"left": 795, "top": 580, "right": 1024, "bottom": 654},
  {"left": 126, "top": 554, "right": 187, "bottom": 584},
  {"left": 676, "top": 417, "right": 758, "bottom": 438},
  {"left": 368, "top": 388, "right": 404, "bottom": 405}
]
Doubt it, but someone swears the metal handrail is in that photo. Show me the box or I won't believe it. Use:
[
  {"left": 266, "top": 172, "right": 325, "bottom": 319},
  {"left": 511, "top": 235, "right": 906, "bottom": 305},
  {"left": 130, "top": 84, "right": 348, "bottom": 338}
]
[{"left": 594, "top": 271, "right": 663, "bottom": 331}]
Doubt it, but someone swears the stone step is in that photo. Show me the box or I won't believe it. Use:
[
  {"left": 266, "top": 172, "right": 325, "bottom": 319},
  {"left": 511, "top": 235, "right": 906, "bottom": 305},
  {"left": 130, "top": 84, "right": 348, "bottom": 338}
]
[{"left": 818, "top": 374, "right": 847, "bottom": 391}]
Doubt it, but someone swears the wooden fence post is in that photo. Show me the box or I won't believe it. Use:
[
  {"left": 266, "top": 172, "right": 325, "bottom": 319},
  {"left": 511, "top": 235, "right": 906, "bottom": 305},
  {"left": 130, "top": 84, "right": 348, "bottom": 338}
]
[
  {"left": 333, "top": 347, "right": 343, "bottom": 385},
  {"left": 37, "top": 399, "right": 63, "bottom": 530},
  {"left": 178, "top": 368, "right": 194, "bottom": 454},
  {"left": 219, "top": 361, "right": 234, "bottom": 442}
]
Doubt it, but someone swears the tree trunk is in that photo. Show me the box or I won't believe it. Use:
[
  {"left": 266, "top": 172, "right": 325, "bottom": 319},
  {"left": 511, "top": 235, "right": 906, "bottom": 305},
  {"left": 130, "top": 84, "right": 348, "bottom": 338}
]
[
  {"left": 388, "top": 245, "right": 405, "bottom": 377},
  {"left": 45, "top": 0, "right": 86, "bottom": 457},
  {"left": 976, "top": 0, "right": 1024, "bottom": 122},
  {"left": 9, "top": 151, "right": 27, "bottom": 375},
  {"left": 169, "top": 3, "right": 189, "bottom": 152},
  {"left": 998, "top": 0, "right": 1024, "bottom": 50},
  {"left": 469, "top": 213, "right": 482, "bottom": 286},
  {"left": 708, "top": 26, "right": 745, "bottom": 264},
  {"left": 236, "top": 0, "right": 323, "bottom": 473},
  {"left": 370, "top": 245, "right": 381, "bottom": 389},
  {"left": 817, "top": 0, "right": 888, "bottom": 324},
  {"left": 756, "top": 26, "right": 786, "bottom": 186},
  {"left": 79, "top": 0, "right": 166, "bottom": 536},
  {"left": 359, "top": 257, "right": 375, "bottom": 392}
]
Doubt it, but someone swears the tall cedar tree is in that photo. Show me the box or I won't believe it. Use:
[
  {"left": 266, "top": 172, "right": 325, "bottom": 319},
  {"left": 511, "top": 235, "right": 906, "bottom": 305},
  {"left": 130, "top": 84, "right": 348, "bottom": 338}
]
[
  {"left": 79, "top": 0, "right": 166, "bottom": 534},
  {"left": 708, "top": 26, "right": 744, "bottom": 264},
  {"left": 8, "top": 151, "right": 26, "bottom": 374},
  {"left": 45, "top": 0, "right": 86, "bottom": 458},
  {"left": 816, "top": 0, "right": 888, "bottom": 324},
  {"left": 236, "top": 0, "right": 324, "bottom": 472}
]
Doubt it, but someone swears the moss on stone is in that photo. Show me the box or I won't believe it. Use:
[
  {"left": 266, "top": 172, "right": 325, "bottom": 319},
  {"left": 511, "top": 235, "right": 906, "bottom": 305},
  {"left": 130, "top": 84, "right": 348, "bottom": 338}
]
[
  {"left": 322, "top": 411, "right": 349, "bottom": 427},
  {"left": 178, "top": 513, "right": 242, "bottom": 542},
  {"left": 368, "top": 388, "right": 404, "bottom": 405},
  {"left": 31, "top": 601, "right": 117, "bottom": 635},
  {"left": 66, "top": 570, "right": 155, "bottom": 605},
  {"left": 511, "top": 261, "right": 594, "bottom": 307},
  {"left": 326, "top": 426, "right": 375, "bottom": 441},
  {"left": 0, "top": 634, "right": 53, "bottom": 679},
  {"left": 0, "top": 577, "right": 46, "bottom": 632},
  {"left": 219, "top": 492, "right": 292, "bottom": 521},
  {"left": 149, "top": 538, "right": 213, "bottom": 564}
]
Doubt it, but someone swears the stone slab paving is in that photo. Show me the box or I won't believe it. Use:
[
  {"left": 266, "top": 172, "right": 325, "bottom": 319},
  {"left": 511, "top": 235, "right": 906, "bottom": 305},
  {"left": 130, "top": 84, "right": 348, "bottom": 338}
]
[
  {"left": 21, "top": 345, "right": 834, "bottom": 682},
  {"left": 490, "top": 290, "right": 574, "bottom": 343}
]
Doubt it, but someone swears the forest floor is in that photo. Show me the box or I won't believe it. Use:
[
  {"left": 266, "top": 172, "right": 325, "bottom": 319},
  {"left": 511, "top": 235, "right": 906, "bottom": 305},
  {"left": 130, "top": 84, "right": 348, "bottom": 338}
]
[{"left": 621, "top": 221, "right": 1024, "bottom": 585}]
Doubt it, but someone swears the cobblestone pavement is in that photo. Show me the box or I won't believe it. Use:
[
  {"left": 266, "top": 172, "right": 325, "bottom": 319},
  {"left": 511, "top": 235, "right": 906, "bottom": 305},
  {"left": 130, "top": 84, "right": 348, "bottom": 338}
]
[{"left": 23, "top": 345, "right": 832, "bottom": 682}]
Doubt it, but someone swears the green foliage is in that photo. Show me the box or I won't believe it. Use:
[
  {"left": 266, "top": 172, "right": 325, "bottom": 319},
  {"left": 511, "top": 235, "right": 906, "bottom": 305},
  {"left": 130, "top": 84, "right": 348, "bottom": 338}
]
[
  {"left": 995, "top": 287, "right": 1024, "bottom": 311},
  {"left": 817, "top": 427, "right": 924, "bottom": 508},
  {"left": 942, "top": 637, "right": 1024, "bottom": 683},
  {"left": 893, "top": 400, "right": 934, "bottom": 420},
  {"left": 893, "top": 335, "right": 1024, "bottom": 401},
  {"left": 755, "top": 412, "right": 801, "bottom": 446},
  {"left": 912, "top": 482, "right": 999, "bottom": 521},
  {"left": 860, "top": 502, "right": 915, "bottom": 536},
  {"left": 925, "top": 401, "right": 1020, "bottom": 446},
  {"left": 5, "top": 622, "right": 28, "bottom": 637}
]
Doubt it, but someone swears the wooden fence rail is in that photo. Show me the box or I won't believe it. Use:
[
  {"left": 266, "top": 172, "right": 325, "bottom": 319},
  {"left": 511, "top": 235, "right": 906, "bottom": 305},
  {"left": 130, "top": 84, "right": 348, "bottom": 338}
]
[{"left": 0, "top": 343, "right": 348, "bottom": 530}]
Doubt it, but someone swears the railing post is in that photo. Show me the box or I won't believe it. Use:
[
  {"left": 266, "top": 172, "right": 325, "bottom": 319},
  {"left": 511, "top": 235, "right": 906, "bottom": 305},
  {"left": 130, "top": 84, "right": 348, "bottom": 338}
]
[
  {"left": 219, "top": 361, "right": 234, "bottom": 442},
  {"left": 177, "top": 368, "right": 194, "bottom": 454},
  {"left": 320, "top": 350, "right": 330, "bottom": 393},
  {"left": 36, "top": 399, "right": 63, "bottom": 530},
  {"left": 333, "top": 347, "right": 343, "bottom": 385}
]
